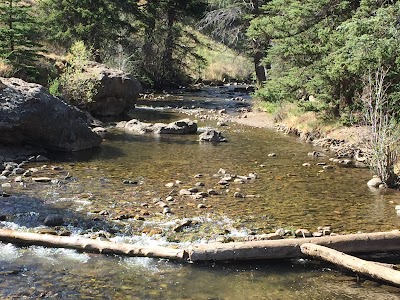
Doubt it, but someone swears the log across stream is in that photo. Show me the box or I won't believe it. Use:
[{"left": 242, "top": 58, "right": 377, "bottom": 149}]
[
  {"left": 1, "top": 229, "right": 400, "bottom": 286},
  {"left": 0, "top": 228, "right": 399, "bottom": 261}
]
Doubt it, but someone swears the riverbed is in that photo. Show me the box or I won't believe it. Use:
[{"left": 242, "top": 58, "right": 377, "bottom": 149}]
[{"left": 1, "top": 86, "right": 399, "bottom": 299}]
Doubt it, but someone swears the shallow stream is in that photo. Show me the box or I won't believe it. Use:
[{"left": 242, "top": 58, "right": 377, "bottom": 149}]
[{"left": 1, "top": 86, "right": 399, "bottom": 299}]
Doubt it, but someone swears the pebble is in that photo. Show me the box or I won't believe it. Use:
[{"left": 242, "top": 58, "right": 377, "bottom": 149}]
[
  {"left": 158, "top": 201, "right": 169, "bottom": 208},
  {"left": 32, "top": 177, "right": 52, "bottom": 183},
  {"left": 1, "top": 183, "right": 11, "bottom": 188},
  {"left": 295, "top": 229, "right": 313, "bottom": 238},
  {"left": 12, "top": 168, "right": 25, "bottom": 175},
  {"left": 196, "top": 192, "right": 209, "bottom": 198},
  {"left": 302, "top": 163, "right": 311, "bottom": 167},
  {"left": 175, "top": 180, "right": 182, "bottom": 184},
  {"left": 188, "top": 187, "right": 199, "bottom": 193},
  {"left": 197, "top": 203, "right": 206, "bottom": 209},
  {"left": 14, "top": 176, "right": 22, "bottom": 182},
  {"left": 165, "top": 182, "right": 175, "bottom": 187},
  {"left": 316, "top": 162, "right": 326, "bottom": 166},
  {"left": 268, "top": 153, "right": 276, "bottom": 157},
  {"left": 234, "top": 192, "right": 244, "bottom": 198},
  {"left": 194, "top": 174, "right": 203, "bottom": 178},
  {"left": 234, "top": 178, "right": 245, "bottom": 184},
  {"left": 166, "top": 196, "right": 174, "bottom": 202},
  {"left": 218, "top": 179, "right": 229, "bottom": 185},
  {"left": 207, "top": 189, "right": 219, "bottom": 196},
  {"left": 248, "top": 173, "right": 258, "bottom": 179},
  {"left": 123, "top": 179, "right": 138, "bottom": 185},
  {"left": 323, "top": 165, "right": 334, "bottom": 171},
  {"left": 195, "top": 182, "right": 205, "bottom": 187},
  {"left": 163, "top": 207, "right": 172, "bottom": 214},
  {"left": 179, "top": 189, "right": 192, "bottom": 196}
]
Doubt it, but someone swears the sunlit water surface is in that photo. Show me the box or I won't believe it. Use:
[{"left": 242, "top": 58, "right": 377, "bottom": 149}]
[{"left": 1, "top": 87, "right": 399, "bottom": 299}]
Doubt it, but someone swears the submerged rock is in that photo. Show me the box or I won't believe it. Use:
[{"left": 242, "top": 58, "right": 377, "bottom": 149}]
[
  {"left": 198, "top": 129, "right": 227, "bottom": 142},
  {"left": 44, "top": 214, "right": 64, "bottom": 226},
  {"left": 0, "top": 77, "right": 102, "bottom": 151}
]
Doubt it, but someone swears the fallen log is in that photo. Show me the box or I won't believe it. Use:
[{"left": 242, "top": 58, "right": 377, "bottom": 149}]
[
  {"left": 0, "top": 228, "right": 187, "bottom": 260},
  {"left": 187, "top": 230, "right": 400, "bottom": 261},
  {"left": 300, "top": 243, "right": 400, "bottom": 287},
  {"left": 1, "top": 229, "right": 400, "bottom": 263}
]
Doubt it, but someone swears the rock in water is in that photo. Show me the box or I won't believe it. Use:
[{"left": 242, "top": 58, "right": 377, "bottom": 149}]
[
  {"left": 367, "top": 177, "right": 382, "bottom": 188},
  {"left": 0, "top": 77, "right": 102, "bottom": 151},
  {"left": 198, "top": 129, "right": 227, "bottom": 142},
  {"left": 44, "top": 214, "right": 64, "bottom": 226}
]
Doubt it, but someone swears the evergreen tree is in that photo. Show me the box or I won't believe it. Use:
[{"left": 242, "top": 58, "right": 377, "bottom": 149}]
[
  {"left": 249, "top": 0, "right": 400, "bottom": 117},
  {"left": 0, "top": 0, "right": 41, "bottom": 78},
  {"left": 141, "top": 0, "right": 207, "bottom": 88},
  {"left": 38, "top": 0, "right": 141, "bottom": 62}
]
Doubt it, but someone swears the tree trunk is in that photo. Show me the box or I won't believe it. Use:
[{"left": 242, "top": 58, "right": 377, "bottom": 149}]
[
  {"left": 300, "top": 243, "right": 400, "bottom": 287},
  {"left": 252, "top": 0, "right": 267, "bottom": 86},
  {"left": 188, "top": 230, "right": 400, "bottom": 261},
  {"left": 0, "top": 228, "right": 187, "bottom": 260}
]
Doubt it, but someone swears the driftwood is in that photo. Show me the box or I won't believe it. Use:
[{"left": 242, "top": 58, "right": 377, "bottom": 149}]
[
  {"left": 300, "top": 243, "right": 400, "bottom": 286},
  {"left": 188, "top": 230, "right": 400, "bottom": 261},
  {"left": 0, "top": 228, "right": 187, "bottom": 260},
  {"left": 1, "top": 229, "right": 400, "bottom": 263}
]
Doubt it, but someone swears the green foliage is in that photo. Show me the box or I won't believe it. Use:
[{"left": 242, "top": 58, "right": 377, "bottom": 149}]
[
  {"left": 140, "top": 0, "right": 208, "bottom": 88},
  {"left": 249, "top": 0, "right": 400, "bottom": 117},
  {"left": 38, "top": 0, "right": 141, "bottom": 62},
  {"left": 48, "top": 77, "right": 61, "bottom": 97},
  {"left": 0, "top": 0, "right": 42, "bottom": 79},
  {"left": 59, "top": 41, "right": 99, "bottom": 106}
]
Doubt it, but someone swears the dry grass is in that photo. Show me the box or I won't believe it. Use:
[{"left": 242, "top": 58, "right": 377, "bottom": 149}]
[{"left": 0, "top": 59, "right": 14, "bottom": 77}]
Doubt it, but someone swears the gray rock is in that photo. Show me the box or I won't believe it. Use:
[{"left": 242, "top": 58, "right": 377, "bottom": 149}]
[
  {"left": 198, "top": 129, "right": 227, "bottom": 142},
  {"left": 35, "top": 155, "right": 49, "bottom": 162},
  {"left": 32, "top": 177, "right": 52, "bottom": 183},
  {"left": 179, "top": 189, "right": 192, "bottom": 196},
  {"left": 0, "top": 77, "right": 102, "bottom": 151},
  {"left": 118, "top": 118, "right": 197, "bottom": 135},
  {"left": 93, "top": 127, "right": 108, "bottom": 138},
  {"left": 155, "top": 119, "right": 197, "bottom": 134},
  {"left": 163, "top": 207, "right": 172, "bottom": 214},
  {"left": 44, "top": 214, "right": 64, "bottom": 226},
  {"left": 367, "top": 177, "right": 382, "bottom": 188},
  {"left": 207, "top": 189, "right": 219, "bottom": 196},
  {"left": 12, "top": 168, "right": 25, "bottom": 175},
  {"left": 65, "top": 63, "right": 142, "bottom": 116},
  {"left": 234, "top": 192, "right": 244, "bottom": 198}
]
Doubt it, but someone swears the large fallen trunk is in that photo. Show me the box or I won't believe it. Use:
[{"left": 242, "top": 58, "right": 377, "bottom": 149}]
[
  {"left": 1, "top": 229, "right": 400, "bottom": 262},
  {"left": 300, "top": 243, "right": 400, "bottom": 286},
  {"left": 188, "top": 230, "right": 400, "bottom": 261},
  {"left": 0, "top": 229, "right": 186, "bottom": 260}
]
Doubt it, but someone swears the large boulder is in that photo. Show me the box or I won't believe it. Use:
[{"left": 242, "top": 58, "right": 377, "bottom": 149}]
[
  {"left": 0, "top": 77, "right": 102, "bottom": 151},
  {"left": 117, "top": 119, "right": 197, "bottom": 135},
  {"left": 76, "top": 63, "right": 142, "bottom": 116}
]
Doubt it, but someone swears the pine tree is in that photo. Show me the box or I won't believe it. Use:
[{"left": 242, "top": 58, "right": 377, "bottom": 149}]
[
  {"left": 0, "top": 0, "right": 41, "bottom": 78},
  {"left": 38, "top": 0, "right": 141, "bottom": 62}
]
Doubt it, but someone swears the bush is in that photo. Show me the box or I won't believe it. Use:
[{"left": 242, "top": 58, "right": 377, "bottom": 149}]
[{"left": 59, "top": 41, "right": 98, "bottom": 106}]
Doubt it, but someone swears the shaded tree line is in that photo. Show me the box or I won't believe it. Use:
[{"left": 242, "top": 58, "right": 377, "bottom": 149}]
[{"left": 0, "top": 0, "right": 208, "bottom": 88}]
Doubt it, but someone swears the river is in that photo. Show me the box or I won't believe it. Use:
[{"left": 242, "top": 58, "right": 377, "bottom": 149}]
[{"left": 0, "top": 86, "right": 399, "bottom": 299}]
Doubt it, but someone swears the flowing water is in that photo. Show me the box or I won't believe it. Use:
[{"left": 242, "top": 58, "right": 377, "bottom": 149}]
[{"left": 1, "top": 86, "right": 399, "bottom": 299}]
